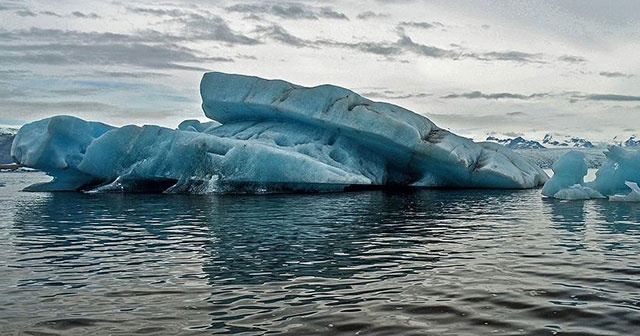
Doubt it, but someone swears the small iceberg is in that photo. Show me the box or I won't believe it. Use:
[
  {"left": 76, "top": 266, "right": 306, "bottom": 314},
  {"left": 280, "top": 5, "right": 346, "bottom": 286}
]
[{"left": 543, "top": 147, "right": 640, "bottom": 201}]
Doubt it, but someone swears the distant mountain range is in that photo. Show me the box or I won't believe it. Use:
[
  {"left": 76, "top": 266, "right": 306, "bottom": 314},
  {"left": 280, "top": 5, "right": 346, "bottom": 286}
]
[
  {"left": 623, "top": 135, "right": 640, "bottom": 147},
  {"left": 486, "top": 136, "right": 545, "bottom": 149},
  {"left": 484, "top": 133, "right": 640, "bottom": 150},
  {"left": 542, "top": 134, "right": 595, "bottom": 148}
]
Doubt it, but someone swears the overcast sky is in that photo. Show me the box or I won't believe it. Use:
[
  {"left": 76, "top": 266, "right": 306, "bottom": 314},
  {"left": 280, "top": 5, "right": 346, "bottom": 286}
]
[{"left": 1, "top": 0, "right": 639, "bottom": 141}]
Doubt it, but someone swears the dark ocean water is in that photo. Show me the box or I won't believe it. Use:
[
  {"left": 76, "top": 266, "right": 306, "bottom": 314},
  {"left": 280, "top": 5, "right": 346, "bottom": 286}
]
[{"left": 1, "top": 172, "right": 639, "bottom": 335}]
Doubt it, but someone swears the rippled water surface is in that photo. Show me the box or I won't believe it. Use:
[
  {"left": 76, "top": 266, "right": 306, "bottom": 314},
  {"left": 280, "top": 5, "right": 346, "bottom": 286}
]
[{"left": 1, "top": 172, "right": 639, "bottom": 335}]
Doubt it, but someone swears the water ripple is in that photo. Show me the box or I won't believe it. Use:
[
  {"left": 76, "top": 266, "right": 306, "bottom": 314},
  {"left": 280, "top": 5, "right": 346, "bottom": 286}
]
[{"left": 1, "top": 172, "right": 640, "bottom": 335}]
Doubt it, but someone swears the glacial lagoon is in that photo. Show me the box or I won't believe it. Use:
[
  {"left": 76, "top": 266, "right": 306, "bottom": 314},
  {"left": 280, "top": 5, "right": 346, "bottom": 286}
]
[{"left": 1, "top": 171, "right": 639, "bottom": 335}]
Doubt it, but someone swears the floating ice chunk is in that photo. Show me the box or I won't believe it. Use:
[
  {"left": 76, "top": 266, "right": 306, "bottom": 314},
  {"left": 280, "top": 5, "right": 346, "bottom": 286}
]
[
  {"left": 553, "top": 184, "right": 605, "bottom": 200},
  {"left": 11, "top": 72, "right": 548, "bottom": 193},
  {"left": 543, "top": 146, "right": 640, "bottom": 200},
  {"left": 541, "top": 151, "right": 587, "bottom": 198},
  {"left": 589, "top": 146, "right": 640, "bottom": 196},
  {"left": 609, "top": 181, "right": 640, "bottom": 202}
]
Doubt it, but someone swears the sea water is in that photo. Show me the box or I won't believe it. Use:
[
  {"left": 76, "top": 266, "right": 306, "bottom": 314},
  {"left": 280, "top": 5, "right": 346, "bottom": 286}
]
[{"left": 1, "top": 172, "right": 639, "bottom": 335}]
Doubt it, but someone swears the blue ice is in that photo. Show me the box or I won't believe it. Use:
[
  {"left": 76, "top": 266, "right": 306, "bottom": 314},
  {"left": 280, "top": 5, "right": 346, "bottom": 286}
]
[{"left": 11, "top": 72, "right": 548, "bottom": 193}]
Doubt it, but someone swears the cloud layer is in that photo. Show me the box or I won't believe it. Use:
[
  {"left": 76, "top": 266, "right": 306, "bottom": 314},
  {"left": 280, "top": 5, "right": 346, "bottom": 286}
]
[{"left": 0, "top": 0, "right": 638, "bottom": 141}]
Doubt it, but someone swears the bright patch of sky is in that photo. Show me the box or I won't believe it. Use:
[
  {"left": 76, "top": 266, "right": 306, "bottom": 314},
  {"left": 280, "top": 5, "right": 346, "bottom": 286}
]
[{"left": 0, "top": 0, "right": 638, "bottom": 142}]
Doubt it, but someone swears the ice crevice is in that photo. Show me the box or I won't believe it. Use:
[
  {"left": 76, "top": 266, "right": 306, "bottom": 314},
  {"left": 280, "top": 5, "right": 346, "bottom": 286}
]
[{"left": 11, "top": 72, "right": 548, "bottom": 194}]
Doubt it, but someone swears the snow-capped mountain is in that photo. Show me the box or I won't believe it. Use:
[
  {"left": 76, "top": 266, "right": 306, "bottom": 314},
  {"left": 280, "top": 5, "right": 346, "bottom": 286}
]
[
  {"left": 0, "top": 127, "right": 18, "bottom": 135},
  {"left": 485, "top": 136, "right": 545, "bottom": 149},
  {"left": 542, "top": 134, "right": 595, "bottom": 148},
  {"left": 623, "top": 135, "right": 640, "bottom": 147}
]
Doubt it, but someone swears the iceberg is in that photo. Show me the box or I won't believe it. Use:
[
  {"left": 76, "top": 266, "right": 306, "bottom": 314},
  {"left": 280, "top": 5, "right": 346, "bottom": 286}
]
[
  {"left": 540, "top": 151, "right": 604, "bottom": 200},
  {"left": 11, "top": 72, "right": 547, "bottom": 193},
  {"left": 542, "top": 146, "right": 640, "bottom": 201},
  {"left": 609, "top": 181, "right": 640, "bottom": 202}
]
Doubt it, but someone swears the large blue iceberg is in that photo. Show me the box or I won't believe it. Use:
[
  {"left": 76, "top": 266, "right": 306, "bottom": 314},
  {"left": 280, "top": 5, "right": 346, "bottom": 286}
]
[{"left": 11, "top": 72, "right": 547, "bottom": 193}]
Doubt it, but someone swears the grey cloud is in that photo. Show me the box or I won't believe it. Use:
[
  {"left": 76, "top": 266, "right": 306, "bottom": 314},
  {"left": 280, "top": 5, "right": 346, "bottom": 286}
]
[
  {"left": 320, "top": 39, "right": 401, "bottom": 56},
  {"left": 0, "top": 42, "right": 213, "bottom": 71},
  {"left": 47, "top": 87, "right": 103, "bottom": 96},
  {"left": 127, "top": 7, "right": 262, "bottom": 45},
  {"left": 374, "top": 0, "right": 417, "bottom": 3},
  {"left": 0, "top": 2, "right": 22, "bottom": 11},
  {"left": 255, "top": 24, "right": 310, "bottom": 47},
  {"left": 40, "top": 11, "right": 61, "bottom": 17},
  {"left": 399, "top": 21, "right": 443, "bottom": 29},
  {"left": 503, "top": 132, "right": 523, "bottom": 137},
  {"left": 0, "top": 69, "right": 29, "bottom": 77},
  {"left": 0, "top": 22, "right": 247, "bottom": 71},
  {"left": 599, "top": 71, "right": 634, "bottom": 78},
  {"left": 442, "top": 91, "right": 549, "bottom": 100},
  {"left": 396, "top": 35, "right": 454, "bottom": 58},
  {"left": 179, "top": 14, "right": 260, "bottom": 45},
  {"left": 236, "top": 54, "right": 257, "bottom": 60},
  {"left": 506, "top": 111, "right": 526, "bottom": 116},
  {"left": 313, "top": 28, "right": 540, "bottom": 64},
  {"left": 225, "top": 4, "right": 266, "bottom": 15},
  {"left": 558, "top": 55, "right": 587, "bottom": 63},
  {"left": 15, "top": 9, "right": 37, "bottom": 17},
  {"left": 243, "top": 13, "right": 264, "bottom": 21},
  {"left": 209, "top": 56, "right": 234, "bottom": 63},
  {"left": 93, "top": 71, "right": 171, "bottom": 79},
  {"left": 0, "top": 28, "right": 130, "bottom": 42},
  {"left": 226, "top": 3, "right": 348, "bottom": 20},
  {"left": 0, "top": 100, "right": 115, "bottom": 113},
  {"left": 319, "top": 7, "right": 348, "bottom": 20},
  {"left": 319, "top": 27, "right": 453, "bottom": 59},
  {"left": 358, "top": 43, "right": 401, "bottom": 56},
  {"left": 0, "top": 86, "right": 29, "bottom": 99},
  {"left": 234, "top": 23, "right": 406, "bottom": 55},
  {"left": 362, "top": 90, "right": 431, "bottom": 99},
  {"left": 72, "top": 11, "right": 100, "bottom": 19},
  {"left": 396, "top": 28, "right": 538, "bottom": 63},
  {"left": 0, "top": 101, "right": 191, "bottom": 127},
  {"left": 127, "top": 7, "right": 186, "bottom": 17},
  {"left": 0, "top": 52, "right": 67, "bottom": 65},
  {"left": 443, "top": 91, "right": 640, "bottom": 103},
  {"left": 4, "top": 13, "right": 259, "bottom": 46},
  {"left": 356, "top": 11, "right": 389, "bottom": 20},
  {"left": 271, "top": 4, "right": 317, "bottom": 19},
  {"left": 584, "top": 94, "right": 640, "bottom": 101},
  {"left": 120, "top": 7, "right": 544, "bottom": 65},
  {"left": 2, "top": 22, "right": 546, "bottom": 67},
  {"left": 477, "top": 51, "right": 543, "bottom": 63},
  {"left": 107, "top": 108, "right": 200, "bottom": 122}
]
